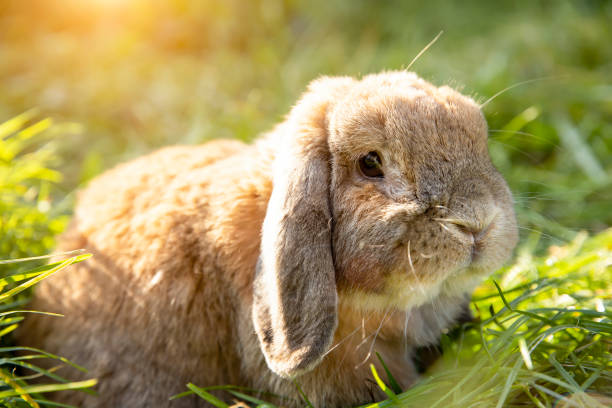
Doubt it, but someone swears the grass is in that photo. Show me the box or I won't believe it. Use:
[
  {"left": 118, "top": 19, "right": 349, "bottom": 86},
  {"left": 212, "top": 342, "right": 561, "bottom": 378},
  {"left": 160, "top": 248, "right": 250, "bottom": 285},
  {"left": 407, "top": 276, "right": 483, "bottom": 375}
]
[
  {"left": 0, "top": 0, "right": 610, "bottom": 406},
  {"left": 0, "top": 115, "right": 97, "bottom": 406},
  {"left": 0, "top": 111, "right": 71, "bottom": 264},
  {"left": 0, "top": 253, "right": 97, "bottom": 408},
  {"left": 414, "top": 229, "right": 612, "bottom": 408}
]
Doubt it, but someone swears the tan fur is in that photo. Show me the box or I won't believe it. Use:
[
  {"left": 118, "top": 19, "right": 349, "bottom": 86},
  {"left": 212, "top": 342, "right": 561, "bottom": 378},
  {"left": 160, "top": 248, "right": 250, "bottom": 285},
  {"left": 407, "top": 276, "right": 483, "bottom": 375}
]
[{"left": 17, "top": 71, "right": 518, "bottom": 407}]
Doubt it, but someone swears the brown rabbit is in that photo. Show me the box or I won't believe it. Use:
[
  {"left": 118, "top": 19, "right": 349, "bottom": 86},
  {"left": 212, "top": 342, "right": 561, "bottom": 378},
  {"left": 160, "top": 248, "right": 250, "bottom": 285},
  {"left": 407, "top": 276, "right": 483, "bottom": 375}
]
[{"left": 18, "top": 71, "right": 518, "bottom": 407}]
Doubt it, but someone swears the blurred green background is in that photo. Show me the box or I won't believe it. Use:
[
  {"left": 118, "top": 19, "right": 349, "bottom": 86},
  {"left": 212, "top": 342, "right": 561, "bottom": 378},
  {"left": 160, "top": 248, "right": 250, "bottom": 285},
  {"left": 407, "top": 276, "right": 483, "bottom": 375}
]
[
  {"left": 0, "top": 0, "right": 611, "bottom": 254},
  {"left": 0, "top": 2, "right": 610, "bottom": 406}
]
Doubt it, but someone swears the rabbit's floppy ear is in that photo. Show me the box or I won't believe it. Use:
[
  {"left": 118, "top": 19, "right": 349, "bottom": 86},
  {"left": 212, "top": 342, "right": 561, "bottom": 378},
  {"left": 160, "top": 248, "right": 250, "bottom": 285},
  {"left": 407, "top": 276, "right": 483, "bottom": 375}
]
[{"left": 253, "top": 77, "right": 355, "bottom": 378}]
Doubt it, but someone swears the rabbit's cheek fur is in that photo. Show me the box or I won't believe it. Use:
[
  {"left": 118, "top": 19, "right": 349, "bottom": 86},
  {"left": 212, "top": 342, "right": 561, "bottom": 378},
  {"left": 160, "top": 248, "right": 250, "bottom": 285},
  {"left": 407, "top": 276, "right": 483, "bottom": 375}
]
[
  {"left": 332, "top": 191, "right": 408, "bottom": 292},
  {"left": 332, "top": 169, "right": 517, "bottom": 312}
]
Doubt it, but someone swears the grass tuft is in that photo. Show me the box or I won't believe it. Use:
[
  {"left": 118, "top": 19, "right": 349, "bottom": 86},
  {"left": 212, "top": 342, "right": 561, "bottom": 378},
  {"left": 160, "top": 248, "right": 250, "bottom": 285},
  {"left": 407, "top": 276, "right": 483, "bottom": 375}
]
[
  {"left": 0, "top": 115, "right": 96, "bottom": 407},
  {"left": 0, "top": 254, "right": 96, "bottom": 407}
]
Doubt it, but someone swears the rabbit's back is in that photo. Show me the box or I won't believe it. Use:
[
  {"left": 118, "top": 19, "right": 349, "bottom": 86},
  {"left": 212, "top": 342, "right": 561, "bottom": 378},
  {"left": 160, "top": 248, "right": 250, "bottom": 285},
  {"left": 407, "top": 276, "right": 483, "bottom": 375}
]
[{"left": 18, "top": 139, "right": 274, "bottom": 407}]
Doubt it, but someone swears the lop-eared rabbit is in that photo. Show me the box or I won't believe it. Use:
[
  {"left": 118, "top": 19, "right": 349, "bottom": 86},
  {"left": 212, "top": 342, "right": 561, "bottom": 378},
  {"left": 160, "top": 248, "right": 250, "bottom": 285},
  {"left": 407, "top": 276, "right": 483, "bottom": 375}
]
[{"left": 19, "top": 71, "right": 518, "bottom": 407}]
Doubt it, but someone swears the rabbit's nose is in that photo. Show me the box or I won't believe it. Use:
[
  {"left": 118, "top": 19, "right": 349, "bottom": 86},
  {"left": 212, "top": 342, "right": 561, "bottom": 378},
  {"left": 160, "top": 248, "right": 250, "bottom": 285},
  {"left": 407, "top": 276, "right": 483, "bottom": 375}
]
[
  {"left": 435, "top": 217, "right": 495, "bottom": 254},
  {"left": 453, "top": 221, "right": 481, "bottom": 239},
  {"left": 452, "top": 218, "right": 498, "bottom": 262}
]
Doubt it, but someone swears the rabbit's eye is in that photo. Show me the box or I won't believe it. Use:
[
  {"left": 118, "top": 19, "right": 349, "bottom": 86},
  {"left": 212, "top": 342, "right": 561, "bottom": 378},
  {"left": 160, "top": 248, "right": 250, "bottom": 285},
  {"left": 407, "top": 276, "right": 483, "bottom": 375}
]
[{"left": 358, "top": 151, "right": 384, "bottom": 179}]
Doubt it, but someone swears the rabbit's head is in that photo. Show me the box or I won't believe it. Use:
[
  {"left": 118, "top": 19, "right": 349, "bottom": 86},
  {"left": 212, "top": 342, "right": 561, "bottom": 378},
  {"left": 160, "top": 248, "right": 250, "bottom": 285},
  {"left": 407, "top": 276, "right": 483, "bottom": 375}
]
[{"left": 252, "top": 71, "right": 518, "bottom": 378}]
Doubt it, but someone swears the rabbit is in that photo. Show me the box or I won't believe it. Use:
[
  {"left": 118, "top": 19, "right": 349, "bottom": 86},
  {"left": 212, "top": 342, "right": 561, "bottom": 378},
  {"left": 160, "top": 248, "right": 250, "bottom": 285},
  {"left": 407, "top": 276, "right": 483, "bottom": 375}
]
[{"left": 18, "top": 71, "right": 518, "bottom": 407}]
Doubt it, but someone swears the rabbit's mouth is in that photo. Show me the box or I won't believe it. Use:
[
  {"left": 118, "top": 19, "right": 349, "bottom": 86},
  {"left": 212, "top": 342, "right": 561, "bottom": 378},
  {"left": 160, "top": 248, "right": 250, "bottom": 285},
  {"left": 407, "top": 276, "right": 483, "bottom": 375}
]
[
  {"left": 337, "top": 220, "right": 517, "bottom": 313},
  {"left": 343, "top": 231, "right": 516, "bottom": 313}
]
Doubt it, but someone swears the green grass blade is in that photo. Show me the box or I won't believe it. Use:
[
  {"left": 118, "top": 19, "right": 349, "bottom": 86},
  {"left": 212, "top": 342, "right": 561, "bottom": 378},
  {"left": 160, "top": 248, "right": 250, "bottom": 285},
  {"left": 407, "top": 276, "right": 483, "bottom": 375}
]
[
  {"left": 548, "top": 353, "right": 582, "bottom": 392},
  {"left": 370, "top": 364, "right": 398, "bottom": 402},
  {"left": 30, "top": 399, "right": 79, "bottom": 408},
  {"left": 492, "top": 281, "right": 554, "bottom": 325},
  {"left": 0, "top": 346, "right": 88, "bottom": 372},
  {"left": 0, "top": 367, "right": 40, "bottom": 407},
  {"left": 293, "top": 379, "right": 314, "bottom": 408},
  {"left": 0, "top": 379, "right": 98, "bottom": 399},
  {"left": 0, "top": 322, "right": 19, "bottom": 337},
  {"left": 186, "top": 383, "right": 229, "bottom": 408},
  {"left": 580, "top": 367, "right": 602, "bottom": 391},
  {"left": 495, "top": 358, "right": 522, "bottom": 408},
  {"left": 0, "top": 109, "right": 39, "bottom": 139},
  {"left": 0, "top": 250, "right": 85, "bottom": 265},
  {"left": 376, "top": 352, "right": 402, "bottom": 394},
  {"left": 0, "top": 254, "right": 91, "bottom": 302},
  {"left": 227, "top": 390, "right": 270, "bottom": 406},
  {"left": 0, "top": 310, "right": 62, "bottom": 318}
]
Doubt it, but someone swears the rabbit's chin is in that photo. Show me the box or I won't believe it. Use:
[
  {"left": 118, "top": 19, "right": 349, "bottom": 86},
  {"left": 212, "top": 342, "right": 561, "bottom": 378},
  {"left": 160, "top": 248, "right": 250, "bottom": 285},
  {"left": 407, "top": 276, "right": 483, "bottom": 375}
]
[{"left": 340, "top": 264, "right": 493, "bottom": 313}]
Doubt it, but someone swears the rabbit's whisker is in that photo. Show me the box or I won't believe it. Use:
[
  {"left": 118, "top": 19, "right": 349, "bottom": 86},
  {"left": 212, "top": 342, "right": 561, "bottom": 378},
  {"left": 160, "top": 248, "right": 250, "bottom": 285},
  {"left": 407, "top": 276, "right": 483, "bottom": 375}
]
[
  {"left": 362, "top": 317, "right": 366, "bottom": 339},
  {"left": 323, "top": 325, "right": 363, "bottom": 357},
  {"left": 489, "top": 139, "right": 539, "bottom": 160},
  {"left": 406, "top": 240, "right": 426, "bottom": 297},
  {"left": 489, "top": 129, "right": 537, "bottom": 137},
  {"left": 405, "top": 31, "right": 443, "bottom": 71},
  {"left": 432, "top": 299, "right": 447, "bottom": 341},
  {"left": 419, "top": 251, "right": 436, "bottom": 259},
  {"left": 438, "top": 222, "right": 452, "bottom": 234},
  {"left": 433, "top": 217, "right": 464, "bottom": 225},
  {"left": 324, "top": 309, "right": 387, "bottom": 360},
  {"left": 517, "top": 226, "right": 566, "bottom": 244},
  {"left": 355, "top": 307, "right": 392, "bottom": 369},
  {"left": 513, "top": 189, "right": 592, "bottom": 197},
  {"left": 403, "top": 309, "right": 411, "bottom": 355},
  {"left": 479, "top": 76, "right": 559, "bottom": 108},
  {"left": 355, "top": 319, "right": 380, "bottom": 351},
  {"left": 489, "top": 129, "right": 561, "bottom": 148},
  {"left": 329, "top": 311, "right": 387, "bottom": 378}
]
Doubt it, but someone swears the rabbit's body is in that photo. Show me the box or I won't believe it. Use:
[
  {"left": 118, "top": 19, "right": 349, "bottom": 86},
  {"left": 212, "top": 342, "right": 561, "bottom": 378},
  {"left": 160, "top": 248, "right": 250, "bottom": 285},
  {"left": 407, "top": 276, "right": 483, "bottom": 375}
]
[
  {"left": 22, "top": 141, "right": 256, "bottom": 406},
  {"left": 19, "top": 72, "right": 518, "bottom": 407},
  {"left": 23, "top": 140, "right": 424, "bottom": 407}
]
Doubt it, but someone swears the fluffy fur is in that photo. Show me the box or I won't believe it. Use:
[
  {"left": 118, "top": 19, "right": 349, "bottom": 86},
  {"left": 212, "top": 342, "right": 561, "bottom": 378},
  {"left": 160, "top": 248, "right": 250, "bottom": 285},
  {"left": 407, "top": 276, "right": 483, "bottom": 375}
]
[{"left": 18, "top": 71, "right": 518, "bottom": 407}]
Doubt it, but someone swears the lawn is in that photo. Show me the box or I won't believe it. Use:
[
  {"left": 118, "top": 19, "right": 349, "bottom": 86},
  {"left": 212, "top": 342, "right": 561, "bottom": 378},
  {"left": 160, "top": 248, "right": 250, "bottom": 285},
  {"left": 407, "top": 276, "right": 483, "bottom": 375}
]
[{"left": 0, "top": 1, "right": 610, "bottom": 406}]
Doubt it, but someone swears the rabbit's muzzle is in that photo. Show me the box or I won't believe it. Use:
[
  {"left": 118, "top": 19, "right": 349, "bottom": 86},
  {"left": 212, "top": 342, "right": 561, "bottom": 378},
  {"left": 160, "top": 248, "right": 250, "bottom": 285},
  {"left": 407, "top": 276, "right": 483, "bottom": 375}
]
[{"left": 333, "top": 180, "right": 518, "bottom": 311}]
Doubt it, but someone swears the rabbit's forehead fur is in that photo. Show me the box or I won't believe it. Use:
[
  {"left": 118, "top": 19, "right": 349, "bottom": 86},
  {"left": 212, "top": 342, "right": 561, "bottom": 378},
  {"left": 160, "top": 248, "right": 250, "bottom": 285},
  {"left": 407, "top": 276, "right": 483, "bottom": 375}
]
[
  {"left": 329, "top": 72, "right": 488, "bottom": 177},
  {"left": 326, "top": 72, "right": 518, "bottom": 311}
]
